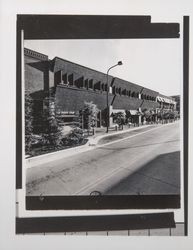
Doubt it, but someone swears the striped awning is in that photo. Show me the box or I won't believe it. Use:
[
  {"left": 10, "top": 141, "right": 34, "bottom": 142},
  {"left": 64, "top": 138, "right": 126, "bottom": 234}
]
[{"left": 157, "top": 96, "right": 175, "bottom": 104}]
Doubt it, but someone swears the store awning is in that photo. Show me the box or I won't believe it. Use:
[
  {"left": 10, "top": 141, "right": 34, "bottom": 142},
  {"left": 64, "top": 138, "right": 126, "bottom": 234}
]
[{"left": 130, "top": 110, "right": 139, "bottom": 115}]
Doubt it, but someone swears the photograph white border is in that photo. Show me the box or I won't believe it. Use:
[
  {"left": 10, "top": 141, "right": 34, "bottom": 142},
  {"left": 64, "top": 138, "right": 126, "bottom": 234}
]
[{"left": 0, "top": 0, "right": 193, "bottom": 249}]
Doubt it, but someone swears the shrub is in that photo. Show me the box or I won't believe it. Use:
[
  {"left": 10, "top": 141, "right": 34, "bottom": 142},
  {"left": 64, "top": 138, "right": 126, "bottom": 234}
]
[
  {"left": 79, "top": 101, "right": 98, "bottom": 130},
  {"left": 42, "top": 98, "right": 63, "bottom": 148},
  {"left": 25, "top": 92, "right": 33, "bottom": 154},
  {"left": 112, "top": 112, "right": 125, "bottom": 126},
  {"left": 31, "top": 134, "right": 47, "bottom": 147},
  {"left": 43, "top": 117, "right": 63, "bottom": 147},
  {"left": 61, "top": 128, "right": 85, "bottom": 146}
]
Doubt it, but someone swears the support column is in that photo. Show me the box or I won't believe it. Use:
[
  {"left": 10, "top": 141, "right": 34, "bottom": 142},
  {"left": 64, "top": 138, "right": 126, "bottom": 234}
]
[
  {"left": 155, "top": 109, "right": 158, "bottom": 123},
  {"left": 99, "top": 110, "right": 102, "bottom": 127},
  {"left": 138, "top": 115, "right": 141, "bottom": 125},
  {"left": 109, "top": 105, "right": 113, "bottom": 127},
  {"left": 138, "top": 107, "right": 142, "bottom": 125}
]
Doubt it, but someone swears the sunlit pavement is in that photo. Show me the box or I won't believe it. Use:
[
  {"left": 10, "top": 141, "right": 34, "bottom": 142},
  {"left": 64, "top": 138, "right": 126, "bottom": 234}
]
[{"left": 26, "top": 122, "right": 180, "bottom": 196}]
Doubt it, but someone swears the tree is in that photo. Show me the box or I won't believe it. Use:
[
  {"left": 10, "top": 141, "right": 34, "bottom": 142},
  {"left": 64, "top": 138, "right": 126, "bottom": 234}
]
[
  {"left": 25, "top": 91, "right": 33, "bottom": 154},
  {"left": 112, "top": 112, "right": 125, "bottom": 129},
  {"left": 42, "top": 97, "right": 63, "bottom": 147},
  {"left": 62, "top": 127, "right": 85, "bottom": 146},
  {"left": 80, "top": 101, "right": 99, "bottom": 133},
  {"left": 163, "top": 110, "right": 175, "bottom": 122},
  {"left": 143, "top": 109, "right": 153, "bottom": 123},
  {"left": 125, "top": 110, "right": 132, "bottom": 124}
]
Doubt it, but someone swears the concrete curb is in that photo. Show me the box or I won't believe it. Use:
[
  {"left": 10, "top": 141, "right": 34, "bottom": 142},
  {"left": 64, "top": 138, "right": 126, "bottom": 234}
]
[
  {"left": 88, "top": 124, "right": 150, "bottom": 146},
  {"left": 26, "top": 142, "right": 92, "bottom": 168},
  {"left": 25, "top": 123, "right": 174, "bottom": 168}
]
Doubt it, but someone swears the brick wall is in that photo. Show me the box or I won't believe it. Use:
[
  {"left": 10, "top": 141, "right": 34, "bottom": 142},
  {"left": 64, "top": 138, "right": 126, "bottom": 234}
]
[
  {"left": 53, "top": 57, "right": 158, "bottom": 95},
  {"left": 24, "top": 49, "right": 53, "bottom": 94},
  {"left": 55, "top": 85, "right": 159, "bottom": 112},
  {"left": 55, "top": 85, "right": 111, "bottom": 111},
  {"left": 141, "top": 99, "right": 159, "bottom": 110},
  {"left": 25, "top": 55, "right": 45, "bottom": 93},
  {"left": 113, "top": 95, "right": 142, "bottom": 110},
  {"left": 25, "top": 48, "right": 162, "bottom": 114}
]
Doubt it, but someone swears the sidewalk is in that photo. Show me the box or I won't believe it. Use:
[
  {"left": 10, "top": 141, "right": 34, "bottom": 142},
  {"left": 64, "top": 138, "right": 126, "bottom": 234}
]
[
  {"left": 26, "top": 122, "right": 177, "bottom": 168},
  {"left": 88, "top": 124, "right": 152, "bottom": 146}
]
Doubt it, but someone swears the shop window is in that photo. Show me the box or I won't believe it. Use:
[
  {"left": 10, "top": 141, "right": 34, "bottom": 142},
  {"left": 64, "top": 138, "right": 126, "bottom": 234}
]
[
  {"left": 85, "top": 79, "right": 89, "bottom": 89},
  {"left": 79, "top": 77, "right": 84, "bottom": 88},
  {"left": 122, "top": 89, "right": 127, "bottom": 95},
  {"left": 94, "top": 81, "right": 101, "bottom": 91},
  {"left": 54, "top": 70, "right": 62, "bottom": 86},
  {"left": 131, "top": 92, "right": 136, "bottom": 98},
  {"left": 75, "top": 77, "right": 84, "bottom": 88},
  {"left": 89, "top": 79, "right": 93, "bottom": 89},
  {"left": 68, "top": 74, "right": 74, "bottom": 85},
  {"left": 62, "top": 73, "right": 67, "bottom": 84}
]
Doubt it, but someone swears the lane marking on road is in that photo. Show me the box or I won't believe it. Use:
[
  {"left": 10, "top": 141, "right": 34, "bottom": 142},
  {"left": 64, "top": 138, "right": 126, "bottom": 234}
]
[
  {"left": 74, "top": 152, "right": 155, "bottom": 195},
  {"left": 74, "top": 123, "right": 179, "bottom": 195},
  {"left": 74, "top": 164, "right": 129, "bottom": 195}
]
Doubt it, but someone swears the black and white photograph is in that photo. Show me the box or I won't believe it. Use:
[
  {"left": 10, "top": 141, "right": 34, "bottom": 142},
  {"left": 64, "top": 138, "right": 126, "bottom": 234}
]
[
  {"left": 13, "top": 13, "right": 187, "bottom": 237},
  {"left": 24, "top": 28, "right": 181, "bottom": 198},
  {"left": 2, "top": 0, "right": 193, "bottom": 246}
]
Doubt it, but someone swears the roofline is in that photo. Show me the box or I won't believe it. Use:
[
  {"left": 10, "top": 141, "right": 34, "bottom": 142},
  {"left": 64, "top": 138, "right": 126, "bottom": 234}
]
[
  {"left": 53, "top": 56, "right": 159, "bottom": 94},
  {"left": 24, "top": 48, "right": 171, "bottom": 98},
  {"left": 24, "top": 47, "right": 48, "bottom": 61},
  {"left": 53, "top": 56, "right": 116, "bottom": 78}
]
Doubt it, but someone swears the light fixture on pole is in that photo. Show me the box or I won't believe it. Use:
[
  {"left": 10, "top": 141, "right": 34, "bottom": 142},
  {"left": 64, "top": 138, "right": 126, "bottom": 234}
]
[{"left": 106, "top": 61, "right": 123, "bottom": 133}]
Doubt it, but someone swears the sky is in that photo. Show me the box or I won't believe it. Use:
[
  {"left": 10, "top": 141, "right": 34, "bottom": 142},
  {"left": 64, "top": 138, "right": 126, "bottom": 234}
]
[{"left": 24, "top": 38, "right": 182, "bottom": 96}]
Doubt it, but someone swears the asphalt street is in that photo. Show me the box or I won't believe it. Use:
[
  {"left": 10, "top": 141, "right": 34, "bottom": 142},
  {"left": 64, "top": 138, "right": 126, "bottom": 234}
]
[{"left": 26, "top": 122, "right": 180, "bottom": 196}]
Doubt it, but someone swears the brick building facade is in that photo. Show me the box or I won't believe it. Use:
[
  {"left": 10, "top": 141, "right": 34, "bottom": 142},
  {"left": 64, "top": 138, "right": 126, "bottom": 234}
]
[
  {"left": 171, "top": 95, "right": 180, "bottom": 112},
  {"left": 24, "top": 48, "right": 176, "bottom": 131}
]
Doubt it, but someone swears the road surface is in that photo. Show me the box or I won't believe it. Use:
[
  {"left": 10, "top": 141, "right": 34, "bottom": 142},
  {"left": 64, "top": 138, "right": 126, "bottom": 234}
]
[{"left": 26, "top": 122, "right": 180, "bottom": 196}]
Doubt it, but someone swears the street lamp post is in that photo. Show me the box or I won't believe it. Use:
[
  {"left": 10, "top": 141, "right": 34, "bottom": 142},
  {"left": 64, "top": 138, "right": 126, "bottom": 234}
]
[{"left": 106, "top": 61, "right": 123, "bottom": 133}]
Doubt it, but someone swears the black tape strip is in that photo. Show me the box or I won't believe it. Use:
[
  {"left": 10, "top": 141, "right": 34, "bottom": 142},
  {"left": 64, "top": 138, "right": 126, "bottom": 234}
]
[
  {"left": 15, "top": 15, "right": 185, "bottom": 234},
  {"left": 183, "top": 16, "right": 189, "bottom": 236},
  {"left": 17, "top": 15, "right": 179, "bottom": 39},
  {"left": 26, "top": 195, "right": 180, "bottom": 210},
  {"left": 16, "top": 212, "right": 175, "bottom": 234},
  {"left": 16, "top": 20, "right": 22, "bottom": 189}
]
